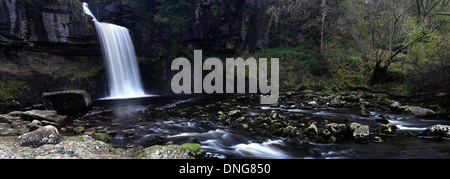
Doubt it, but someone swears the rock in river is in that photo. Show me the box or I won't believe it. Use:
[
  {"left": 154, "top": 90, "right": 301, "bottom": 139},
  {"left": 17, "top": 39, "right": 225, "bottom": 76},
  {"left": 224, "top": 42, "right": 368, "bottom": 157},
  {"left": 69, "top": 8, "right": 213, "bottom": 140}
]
[
  {"left": 137, "top": 143, "right": 204, "bottom": 159},
  {"left": 349, "top": 123, "right": 370, "bottom": 142},
  {"left": 419, "top": 124, "right": 450, "bottom": 138}
]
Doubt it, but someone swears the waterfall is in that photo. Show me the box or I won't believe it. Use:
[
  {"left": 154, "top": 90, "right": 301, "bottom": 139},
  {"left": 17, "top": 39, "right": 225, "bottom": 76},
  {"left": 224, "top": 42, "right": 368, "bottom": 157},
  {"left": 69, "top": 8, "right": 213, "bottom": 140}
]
[{"left": 83, "top": 2, "right": 147, "bottom": 99}]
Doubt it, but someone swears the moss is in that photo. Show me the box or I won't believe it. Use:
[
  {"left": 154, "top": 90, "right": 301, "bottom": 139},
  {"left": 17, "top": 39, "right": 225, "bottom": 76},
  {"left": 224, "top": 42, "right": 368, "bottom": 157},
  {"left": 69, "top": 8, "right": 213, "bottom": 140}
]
[
  {"left": 180, "top": 143, "right": 203, "bottom": 155},
  {"left": 236, "top": 116, "right": 246, "bottom": 122},
  {"left": 321, "top": 89, "right": 334, "bottom": 95},
  {"left": 180, "top": 143, "right": 201, "bottom": 151},
  {"left": 301, "top": 89, "right": 314, "bottom": 93},
  {"left": 94, "top": 133, "right": 112, "bottom": 143},
  {"left": 70, "top": 65, "right": 103, "bottom": 83},
  {"left": 0, "top": 80, "right": 30, "bottom": 102}
]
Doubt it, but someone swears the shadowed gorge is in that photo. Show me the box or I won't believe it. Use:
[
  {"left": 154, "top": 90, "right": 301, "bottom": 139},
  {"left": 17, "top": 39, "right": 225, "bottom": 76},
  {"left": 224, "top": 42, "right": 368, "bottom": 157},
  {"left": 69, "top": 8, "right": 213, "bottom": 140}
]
[{"left": 0, "top": 0, "right": 449, "bottom": 160}]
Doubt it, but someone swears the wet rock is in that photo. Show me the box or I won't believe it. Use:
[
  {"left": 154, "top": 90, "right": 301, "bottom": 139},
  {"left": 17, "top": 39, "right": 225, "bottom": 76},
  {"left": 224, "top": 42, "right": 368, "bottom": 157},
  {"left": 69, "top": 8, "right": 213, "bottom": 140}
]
[
  {"left": 329, "top": 97, "right": 346, "bottom": 108},
  {"left": 26, "top": 120, "right": 42, "bottom": 131},
  {"left": 142, "top": 135, "right": 163, "bottom": 146},
  {"left": 325, "top": 123, "right": 348, "bottom": 137},
  {"left": 235, "top": 116, "right": 246, "bottom": 122},
  {"left": 286, "top": 91, "right": 295, "bottom": 97},
  {"left": 308, "top": 101, "right": 318, "bottom": 106},
  {"left": 389, "top": 101, "right": 435, "bottom": 117},
  {"left": 94, "top": 133, "right": 111, "bottom": 143},
  {"left": 389, "top": 101, "right": 403, "bottom": 111},
  {"left": 419, "top": 124, "right": 450, "bottom": 138},
  {"left": 275, "top": 125, "right": 298, "bottom": 137},
  {"left": 137, "top": 143, "right": 203, "bottom": 159},
  {"left": 349, "top": 123, "right": 370, "bottom": 142},
  {"left": 359, "top": 104, "right": 369, "bottom": 117},
  {"left": 402, "top": 106, "right": 435, "bottom": 117},
  {"left": 373, "top": 136, "right": 383, "bottom": 143},
  {"left": 18, "top": 126, "right": 63, "bottom": 148},
  {"left": 125, "top": 131, "right": 136, "bottom": 138},
  {"left": 12, "top": 110, "right": 66, "bottom": 124},
  {"left": 307, "top": 124, "right": 318, "bottom": 135},
  {"left": 73, "top": 126, "right": 85, "bottom": 134},
  {"left": 42, "top": 90, "right": 92, "bottom": 113},
  {"left": 375, "top": 123, "right": 397, "bottom": 135},
  {"left": 228, "top": 110, "right": 241, "bottom": 117},
  {"left": 376, "top": 114, "right": 390, "bottom": 124},
  {"left": 0, "top": 114, "right": 18, "bottom": 123},
  {"left": 84, "top": 128, "right": 96, "bottom": 137}
]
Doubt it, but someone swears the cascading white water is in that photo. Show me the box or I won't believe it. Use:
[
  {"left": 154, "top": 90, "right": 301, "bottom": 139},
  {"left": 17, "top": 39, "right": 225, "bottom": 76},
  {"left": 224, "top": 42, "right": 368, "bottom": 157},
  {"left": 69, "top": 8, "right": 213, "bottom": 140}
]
[{"left": 83, "top": 2, "right": 147, "bottom": 99}]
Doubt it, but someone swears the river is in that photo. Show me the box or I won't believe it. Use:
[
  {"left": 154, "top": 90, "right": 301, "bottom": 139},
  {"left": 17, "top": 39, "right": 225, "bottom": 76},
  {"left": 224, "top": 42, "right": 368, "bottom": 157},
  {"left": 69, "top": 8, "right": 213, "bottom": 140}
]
[{"left": 61, "top": 94, "right": 450, "bottom": 159}]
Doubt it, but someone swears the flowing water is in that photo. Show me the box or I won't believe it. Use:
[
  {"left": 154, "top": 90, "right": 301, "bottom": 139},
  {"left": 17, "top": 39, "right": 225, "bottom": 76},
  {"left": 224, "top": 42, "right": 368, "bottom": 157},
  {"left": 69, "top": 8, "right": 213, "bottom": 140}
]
[
  {"left": 62, "top": 95, "right": 450, "bottom": 159},
  {"left": 80, "top": 2, "right": 449, "bottom": 159},
  {"left": 83, "top": 3, "right": 147, "bottom": 99}
]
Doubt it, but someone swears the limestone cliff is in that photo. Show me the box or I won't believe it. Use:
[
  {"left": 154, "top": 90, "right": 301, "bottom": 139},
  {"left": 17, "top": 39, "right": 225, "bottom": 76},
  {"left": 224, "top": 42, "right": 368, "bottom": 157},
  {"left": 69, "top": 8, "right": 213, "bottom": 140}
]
[
  {"left": 0, "top": 0, "right": 104, "bottom": 111},
  {"left": 0, "top": 0, "right": 99, "bottom": 54}
]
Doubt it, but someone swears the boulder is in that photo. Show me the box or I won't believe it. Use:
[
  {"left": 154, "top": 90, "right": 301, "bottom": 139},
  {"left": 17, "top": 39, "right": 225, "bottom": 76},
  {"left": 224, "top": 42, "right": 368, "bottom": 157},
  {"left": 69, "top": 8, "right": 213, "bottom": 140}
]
[
  {"left": 375, "top": 123, "right": 397, "bottom": 135},
  {"left": 42, "top": 90, "right": 92, "bottom": 113},
  {"left": 0, "top": 114, "right": 19, "bottom": 123},
  {"left": 26, "top": 120, "right": 42, "bottom": 131},
  {"left": 325, "top": 123, "right": 348, "bottom": 137},
  {"left": 349, "top": 123, "right": 370, "bottom": 142},
  {"left": 228, "top": 110, "right": 241, "bottom": 117},
  {"left": 389, "top": 101, "right": 435, "bottom": 117},
  {"left": 137, "top": 143, "right": 203, "bottom": 159},
  {"left": 419, "top": 124, "right": 450, "bottom": 138},
  {"left": 9, "top": 110, "right": 66, "bottom": 127},
  {"left": 306, "top": 124, "right": 318, "bottom": 135},
  {"left": 0, "top": 114, "right": 29, "bottom": 136},
  {"left": 402, "top": 106, "right": 435, "bottom": 117},
  {"left": 389, "top": 101, "right": 403, "bottom": 111},
  {"left": 94, "top": 133, "right": 111, "bottom": 143},
  {"left": 18, "top": 125, "right": 63, "bottom": 148}
]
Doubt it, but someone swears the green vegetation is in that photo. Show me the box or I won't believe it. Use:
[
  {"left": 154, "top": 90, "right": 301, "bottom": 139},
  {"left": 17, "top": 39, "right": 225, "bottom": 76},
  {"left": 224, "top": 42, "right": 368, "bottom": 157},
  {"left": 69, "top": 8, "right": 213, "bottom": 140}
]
[
  {"left": 111, "top": 0, "right": 449, "bottom": 96},
  {"left": 0, "top": 80, "right": 29, "bottom": 102}
]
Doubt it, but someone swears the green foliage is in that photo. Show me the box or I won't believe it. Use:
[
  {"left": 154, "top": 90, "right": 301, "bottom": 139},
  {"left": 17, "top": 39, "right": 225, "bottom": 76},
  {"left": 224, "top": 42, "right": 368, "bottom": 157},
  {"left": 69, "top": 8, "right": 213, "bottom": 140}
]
[
  {"left": 153, "top": 0, "right": 199, "bottom": 35},
  {"left": 301, "top": 89, "right": 314, "bottom": 93},
  {"left": 0, "top": 80, "right": 29, "bottom": 102}
]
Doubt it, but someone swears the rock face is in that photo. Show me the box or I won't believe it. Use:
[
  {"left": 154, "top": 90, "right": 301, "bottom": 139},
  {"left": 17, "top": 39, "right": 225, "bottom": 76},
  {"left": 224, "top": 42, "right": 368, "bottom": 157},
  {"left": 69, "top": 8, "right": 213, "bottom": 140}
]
[
  {"left": 43, "top": 90, "right": 92, "bottom": 113},
  {"left": 18, "top": 125, "right": 63, "bottom": 148},
  {"left": 0, "top": 0, "right": 99, "bottom": 54},
  {"left": 0, "top": 0, "right": 105, "bottom": 110}
]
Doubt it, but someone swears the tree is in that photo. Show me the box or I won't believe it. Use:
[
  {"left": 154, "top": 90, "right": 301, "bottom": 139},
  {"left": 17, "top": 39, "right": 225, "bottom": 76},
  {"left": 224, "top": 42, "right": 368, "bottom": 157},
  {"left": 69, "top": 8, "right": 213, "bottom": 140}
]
[
  {"left": 319, "top": 0, "right": 328, "bottom": 56},
  {"left": 364, "top": 0, "right": 435, "bottom": 84}
]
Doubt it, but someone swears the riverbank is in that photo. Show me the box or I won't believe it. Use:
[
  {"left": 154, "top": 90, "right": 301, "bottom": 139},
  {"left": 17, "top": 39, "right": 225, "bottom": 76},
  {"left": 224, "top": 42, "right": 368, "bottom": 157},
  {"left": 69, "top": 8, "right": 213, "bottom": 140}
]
[{"left": 0, "top": 134, "right": 203, "bottom": 159}]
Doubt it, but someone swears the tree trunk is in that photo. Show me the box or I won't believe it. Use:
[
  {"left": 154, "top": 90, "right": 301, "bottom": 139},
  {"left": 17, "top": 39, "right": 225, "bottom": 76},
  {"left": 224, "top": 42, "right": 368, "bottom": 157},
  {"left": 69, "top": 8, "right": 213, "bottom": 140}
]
[
  {"left": 370, "top": 61, "right": 388, "bottom": 84},
  {"left": 319, "top": 0, "right": 327, "bottom": 56}
]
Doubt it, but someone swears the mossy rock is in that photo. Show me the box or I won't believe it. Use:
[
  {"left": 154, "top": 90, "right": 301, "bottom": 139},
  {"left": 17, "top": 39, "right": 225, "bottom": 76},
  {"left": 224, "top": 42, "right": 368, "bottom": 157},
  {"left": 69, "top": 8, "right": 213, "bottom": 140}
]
[
  {"left": 137, "top": 143, "right": 204, "bottom": 159},
  {"left": 94, "top": 133, "right": 111, "bottom": 143}
]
